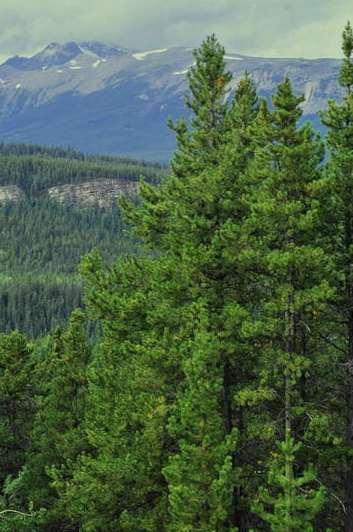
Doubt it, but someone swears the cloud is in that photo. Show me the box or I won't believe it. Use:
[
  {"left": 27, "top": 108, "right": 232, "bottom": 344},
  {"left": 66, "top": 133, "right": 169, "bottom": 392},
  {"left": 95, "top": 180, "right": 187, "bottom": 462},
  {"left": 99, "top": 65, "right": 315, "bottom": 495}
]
[{"left": 0, "top": 0, "right": 351, "bottom": 61}]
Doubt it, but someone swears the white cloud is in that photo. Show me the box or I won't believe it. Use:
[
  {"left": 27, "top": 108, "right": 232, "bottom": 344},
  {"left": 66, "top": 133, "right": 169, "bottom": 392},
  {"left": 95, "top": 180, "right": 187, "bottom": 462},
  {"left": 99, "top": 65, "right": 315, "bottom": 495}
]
[{"left": 0, "top": 0, "right": 350, "bottom": 61}]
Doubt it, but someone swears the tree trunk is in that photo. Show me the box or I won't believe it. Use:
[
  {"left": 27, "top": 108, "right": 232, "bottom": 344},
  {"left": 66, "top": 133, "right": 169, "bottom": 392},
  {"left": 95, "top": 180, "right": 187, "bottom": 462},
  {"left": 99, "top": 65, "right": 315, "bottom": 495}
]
[
  {"left": 345, "top": 304, "right": 353, "bottom": 532},
  {"left": 284, "top": 304, "right": 294, "bottom": 532},
  {"left": 345, "top": 212, "right": 353, "bottom": 532}
]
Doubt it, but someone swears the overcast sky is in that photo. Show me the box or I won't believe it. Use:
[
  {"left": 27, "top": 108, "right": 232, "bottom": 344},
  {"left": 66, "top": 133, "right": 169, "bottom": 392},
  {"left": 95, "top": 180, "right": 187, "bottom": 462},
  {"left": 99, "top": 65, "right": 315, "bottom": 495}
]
[{"left": 0, "top": 0, "right": 351, "bottom": 62}]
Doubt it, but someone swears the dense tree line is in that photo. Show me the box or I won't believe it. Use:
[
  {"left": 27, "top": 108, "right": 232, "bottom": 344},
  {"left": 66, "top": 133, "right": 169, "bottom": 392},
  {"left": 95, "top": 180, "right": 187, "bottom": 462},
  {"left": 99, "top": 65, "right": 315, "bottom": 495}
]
[
  {"left": 1, "top": 24, "right": 353, "bottom": 531},
  {"left": 0, "top": 142, "right": 165, "bottom": 168},
  {"left": 0, "top": 154, "right": 164, "bottom": 196},
  {"left": 0, "top": 200, "right": 134, "bottom": 275},
  {"left": 0, "top": 199, "right": 136, "bottom": 336},
  {"left": 0, "top": 277, "right": 82, "bottom": 338},
  {"left": 0, "top": 147, "right": 158, "bottom": 336}
]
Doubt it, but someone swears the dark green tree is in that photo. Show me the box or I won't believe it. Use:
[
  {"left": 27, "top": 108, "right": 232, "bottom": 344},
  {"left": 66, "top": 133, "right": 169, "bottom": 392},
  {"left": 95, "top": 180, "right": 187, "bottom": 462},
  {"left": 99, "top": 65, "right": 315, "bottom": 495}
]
[
  {"left": 248, "top": 78, "right": 331, "bottom": 529},
  {"left": 62, "top": 255, "right": 180, "bottom": 531},
  {"left": 122, "top": 34, "right": 232, "bottom": 248},
  {"left": 20, "top": 310, "right": 91, "bottom": 530},
  {"left": 170, "top": 33, "right": 232, "bottom": 177},
  {"left": 321, "top": 20, "right": 353, "bottom": 531},
  {"left": 0, "top": 332, "right": 33, "bottom": 490}
]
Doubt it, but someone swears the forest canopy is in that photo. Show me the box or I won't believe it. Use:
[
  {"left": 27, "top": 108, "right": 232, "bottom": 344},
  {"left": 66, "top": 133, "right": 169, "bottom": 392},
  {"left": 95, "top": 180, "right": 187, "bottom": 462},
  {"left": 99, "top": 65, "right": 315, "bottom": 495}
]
[{"left": 1, "top": 23, "right": 353, "bottom": 532}]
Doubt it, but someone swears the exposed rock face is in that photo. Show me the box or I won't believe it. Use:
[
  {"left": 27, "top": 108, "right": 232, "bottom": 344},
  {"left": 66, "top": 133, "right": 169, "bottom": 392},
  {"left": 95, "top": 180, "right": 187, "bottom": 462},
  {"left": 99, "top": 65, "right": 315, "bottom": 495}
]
[
  {"left": 47, "top": 178, "right": 137, "bottom": 208},
  {"left": 0, "top": 185, "right": 25, "bottom": 203}
]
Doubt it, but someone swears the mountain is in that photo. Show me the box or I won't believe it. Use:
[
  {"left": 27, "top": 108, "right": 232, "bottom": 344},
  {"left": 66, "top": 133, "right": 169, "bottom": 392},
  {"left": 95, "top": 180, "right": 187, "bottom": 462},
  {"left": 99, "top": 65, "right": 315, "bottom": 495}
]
[{"left": 0, "top": 41, "right": 343, "bottom": 160}]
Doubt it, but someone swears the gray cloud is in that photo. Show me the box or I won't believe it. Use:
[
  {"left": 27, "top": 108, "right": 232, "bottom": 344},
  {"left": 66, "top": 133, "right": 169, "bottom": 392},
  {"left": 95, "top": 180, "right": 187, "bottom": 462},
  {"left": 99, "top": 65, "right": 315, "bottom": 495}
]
[{"left": 0, "top": 0, "right": 351, "bottom": 61}]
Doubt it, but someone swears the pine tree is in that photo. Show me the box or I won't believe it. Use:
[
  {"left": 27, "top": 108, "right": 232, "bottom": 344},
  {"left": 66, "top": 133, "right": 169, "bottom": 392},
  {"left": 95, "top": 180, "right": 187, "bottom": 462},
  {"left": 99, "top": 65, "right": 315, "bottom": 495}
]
[
  {"left": 248, "top": 78, "right": 331, "bottom": 530},
  {"left": 66, "top": 68, "right": 262, "bottom": 530},
  {"left": 170, "top": 34, "right": 232, "bottom": 177},
  {"left": 21, "top": 310, "right": 91, "bottom": 530},
  {"left": 155, "top": 75, "right": 264, "bottom": 530},
  {"left": 163, "top": 308, "right": 237, "bottom": 531},
  {"left": 63, "top": 255, "right": 180, "bottom": 530},
  {"left": 321, "top": 21, "right": 353, "bottom": 531},
  {"left": 122, "top": 34, "right": 232, "bottom": 248},
  {"left": 253, "top": 438, "right": 325, "bottom": 532},
  {"left": 0, "top": 332, "right": 33, "bottom": 492}
]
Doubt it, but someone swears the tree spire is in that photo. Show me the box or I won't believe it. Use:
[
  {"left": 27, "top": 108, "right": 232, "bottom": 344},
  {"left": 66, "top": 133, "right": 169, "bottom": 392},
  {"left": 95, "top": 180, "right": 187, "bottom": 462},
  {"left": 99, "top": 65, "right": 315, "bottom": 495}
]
[{"left": 339, "top": 21, "right": 353, "bottom": 91}]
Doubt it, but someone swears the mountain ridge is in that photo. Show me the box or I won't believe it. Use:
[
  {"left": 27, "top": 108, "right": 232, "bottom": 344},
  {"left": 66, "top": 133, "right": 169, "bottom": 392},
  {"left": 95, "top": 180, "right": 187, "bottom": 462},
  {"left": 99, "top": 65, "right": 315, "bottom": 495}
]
[{"left": 0, "top": 40, "right": 343, "bottom": 160}]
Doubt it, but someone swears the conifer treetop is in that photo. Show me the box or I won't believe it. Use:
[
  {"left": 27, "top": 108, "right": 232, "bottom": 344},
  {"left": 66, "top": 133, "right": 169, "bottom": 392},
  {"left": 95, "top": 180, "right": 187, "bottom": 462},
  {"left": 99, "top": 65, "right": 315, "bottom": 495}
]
[
  {"left": 342, "top": 21, "right": 353, "bottom": 59},
  {"left": 339, "top": 21, "right": 353, "bottom": 90}
]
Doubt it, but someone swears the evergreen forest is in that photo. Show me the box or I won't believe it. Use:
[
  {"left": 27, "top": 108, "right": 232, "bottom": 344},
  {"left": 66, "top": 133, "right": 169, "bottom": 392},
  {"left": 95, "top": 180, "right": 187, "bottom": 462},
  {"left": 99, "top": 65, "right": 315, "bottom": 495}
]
[
  {"left": 0, "top": 146, "right": 164, "bottom": 336},
  {"left": 2, "top": 23, "right": 353, "bottom": 532}
]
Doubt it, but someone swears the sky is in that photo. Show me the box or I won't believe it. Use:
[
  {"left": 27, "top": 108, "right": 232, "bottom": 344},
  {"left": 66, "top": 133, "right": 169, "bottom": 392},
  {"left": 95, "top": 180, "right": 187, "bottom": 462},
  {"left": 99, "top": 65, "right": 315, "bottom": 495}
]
[{"left": 0, "top": 0, "right": 351, "bottom": 62}]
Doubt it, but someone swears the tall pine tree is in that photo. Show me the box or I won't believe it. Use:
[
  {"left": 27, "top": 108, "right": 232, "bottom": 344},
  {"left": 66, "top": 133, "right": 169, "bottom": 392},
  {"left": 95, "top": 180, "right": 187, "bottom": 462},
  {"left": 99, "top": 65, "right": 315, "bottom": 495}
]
[
  {"left": 321, "top": 21, "right": 353, "bottom": 531},
  {"left": 249, "top": 78, "right": 330, "bottom": 530}
]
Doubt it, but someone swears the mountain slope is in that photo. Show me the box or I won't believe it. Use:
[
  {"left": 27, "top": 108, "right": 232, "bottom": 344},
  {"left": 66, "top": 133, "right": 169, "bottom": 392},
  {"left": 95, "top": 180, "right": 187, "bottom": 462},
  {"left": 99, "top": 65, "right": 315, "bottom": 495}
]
[
  {"left": 0, "top": 144, "right": 164, "bottom": 336},
  {"left": 0, "top": 42, "right": 343, "bottom": 160}
]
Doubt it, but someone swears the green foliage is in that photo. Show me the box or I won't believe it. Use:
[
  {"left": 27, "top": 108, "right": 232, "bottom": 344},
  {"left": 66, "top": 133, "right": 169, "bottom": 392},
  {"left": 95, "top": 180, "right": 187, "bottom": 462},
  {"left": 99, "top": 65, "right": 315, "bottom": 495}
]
[
  {"left": 0, "top": 332, "right": 33, "bottom": 487},
  {"left": 0, "top": 332, "right": 37, "bottom": 529},
  {"left": 164, "top": 313, "right": 238, "bottom": 531},
  {"left": 170, "top": 34, "right": 232, "bottom": 177},
  {"left": 0, "top": 503, "right": 47, "bottom": 532},
  {"left": 15, "top": 310, "right": 92, "bottom": 530},
  {"left": 253, "top": 438, "right": 325, "bottom": 532},
  {"left": 320, "top": 18, "right": 353, "bottom": 530},
  {"left": 61, "top": 256, "right": 174, "bottom": 531},
  {"left": 0, "top": 144, "right": 161, "bottom": 336},
  {"left": 1, "top": 23, "right": 353, "bottom": 532}
]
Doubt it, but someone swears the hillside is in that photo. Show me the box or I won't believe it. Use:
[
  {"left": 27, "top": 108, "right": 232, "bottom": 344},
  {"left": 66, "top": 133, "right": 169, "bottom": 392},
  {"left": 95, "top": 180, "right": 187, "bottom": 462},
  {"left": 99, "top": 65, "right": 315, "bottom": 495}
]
[
  {"left": 0, "top": 41, "right": 342, "bottom": 160},
  {"left": 0, "top": 144, "right": 165, "bottom": 336}
]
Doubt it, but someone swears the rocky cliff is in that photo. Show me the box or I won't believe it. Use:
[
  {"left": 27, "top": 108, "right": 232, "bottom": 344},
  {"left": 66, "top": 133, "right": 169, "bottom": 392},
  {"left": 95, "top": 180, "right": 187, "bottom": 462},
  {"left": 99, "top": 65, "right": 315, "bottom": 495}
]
[{"left": 47, "top": 178, "right": 137, "bottom": 208}]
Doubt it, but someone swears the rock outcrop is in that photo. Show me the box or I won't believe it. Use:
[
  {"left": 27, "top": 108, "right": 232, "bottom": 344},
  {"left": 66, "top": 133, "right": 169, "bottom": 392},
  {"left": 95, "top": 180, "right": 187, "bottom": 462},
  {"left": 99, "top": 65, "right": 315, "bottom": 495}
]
[
  {"left": 47, "top": 178, "right": 137, "bottom": 208},
  {"left": 0, "top": 185, "right": 25, "bottom": 203}
]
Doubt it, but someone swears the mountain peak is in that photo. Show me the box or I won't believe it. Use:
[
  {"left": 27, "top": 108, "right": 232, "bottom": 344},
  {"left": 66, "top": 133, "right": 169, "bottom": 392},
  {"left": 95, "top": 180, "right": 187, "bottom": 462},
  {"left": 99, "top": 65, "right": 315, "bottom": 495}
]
[
  {"left": 5, "top": 41, "right": 82, "bottom": 70},
  {"left": 35, "top": 41, "right": 81, "bottom": 64}
]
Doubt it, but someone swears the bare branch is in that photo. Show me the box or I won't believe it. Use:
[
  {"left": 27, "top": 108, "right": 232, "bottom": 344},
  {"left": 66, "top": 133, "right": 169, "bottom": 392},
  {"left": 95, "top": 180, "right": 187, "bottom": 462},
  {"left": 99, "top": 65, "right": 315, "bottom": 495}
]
[{"left": 0, "top": 509, "right": 32, "bottom": 519}]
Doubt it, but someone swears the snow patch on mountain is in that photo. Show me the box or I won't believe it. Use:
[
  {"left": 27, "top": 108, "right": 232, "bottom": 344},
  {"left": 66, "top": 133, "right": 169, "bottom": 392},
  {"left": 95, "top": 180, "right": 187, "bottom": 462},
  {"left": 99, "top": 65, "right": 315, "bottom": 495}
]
[
  {"left": 133, "top": 49, "right": 168, "bottom": 61},
  {"left": 224, "top": 55, "right": 243, "bottom": 61},
  {"left": 173, "top": 69, "right": 189, "bottom": 75}
]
